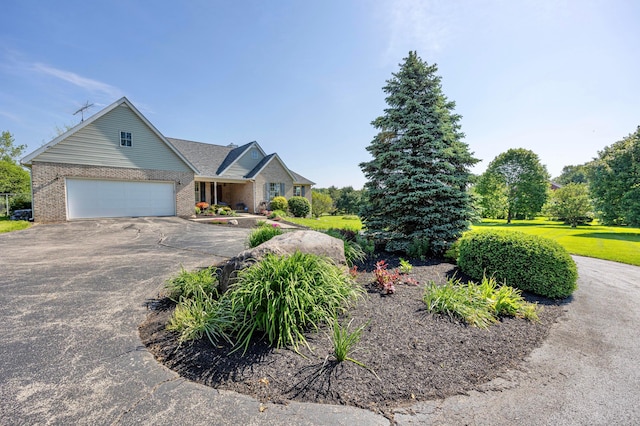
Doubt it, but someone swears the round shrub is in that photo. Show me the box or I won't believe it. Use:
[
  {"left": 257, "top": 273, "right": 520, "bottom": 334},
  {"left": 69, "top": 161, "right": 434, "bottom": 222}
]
[
  {"left": 288, "top": 196, "right": 311, "bottom": 217},
  {"left": 269, "top": 196, "right": 288, "bottom": 212},
  {"left": 458, "top": 230, "right": 577, "bottom": 299}
]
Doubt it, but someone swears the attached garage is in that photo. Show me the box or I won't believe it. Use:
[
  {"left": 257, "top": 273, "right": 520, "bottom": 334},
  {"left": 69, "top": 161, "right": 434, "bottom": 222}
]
[
  {"left": 66, "top": 179, "right": 176, "bottom": 219},
  {"left": 21, "top": 98, "right": 198, "bottom": 223}
]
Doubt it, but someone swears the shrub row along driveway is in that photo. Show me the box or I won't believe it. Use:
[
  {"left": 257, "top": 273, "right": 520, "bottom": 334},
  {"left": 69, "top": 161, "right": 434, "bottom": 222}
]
[{"left": 0, "top": 218, "right": 639, "bottom": 425}]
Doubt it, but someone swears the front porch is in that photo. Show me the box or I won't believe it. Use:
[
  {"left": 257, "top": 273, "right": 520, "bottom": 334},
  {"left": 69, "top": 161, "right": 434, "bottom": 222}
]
[{"left": 195, "top": 180, "right": 255, "bottom": 212}]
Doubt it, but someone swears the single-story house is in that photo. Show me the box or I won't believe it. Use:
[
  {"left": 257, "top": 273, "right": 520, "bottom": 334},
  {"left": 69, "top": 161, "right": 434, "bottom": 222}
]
[{"left": 21, "top": 97, "right": 314, "bottom": 223}]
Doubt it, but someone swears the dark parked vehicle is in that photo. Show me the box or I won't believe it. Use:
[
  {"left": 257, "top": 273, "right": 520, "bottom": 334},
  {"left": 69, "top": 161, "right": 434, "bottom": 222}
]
[{"left": 10, "top": 209, "right": 33, "bottom": 221}]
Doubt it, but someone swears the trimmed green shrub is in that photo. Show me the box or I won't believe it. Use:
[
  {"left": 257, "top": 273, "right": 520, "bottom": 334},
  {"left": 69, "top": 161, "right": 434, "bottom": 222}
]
[
  {"left": 288, "top": 196, "right": 311, "bottom": 217},
  {"left": 444, "top": 239, "right": 460, "bottom": 264},
  {"left": 247, "top": 225, "right": 283, "bottom": 248},
  {"left": 269, "top": 196, "right": 288, "bottom": 212},
  {"left": 458, "top": 230, "right": 578, "bottom": 298}
]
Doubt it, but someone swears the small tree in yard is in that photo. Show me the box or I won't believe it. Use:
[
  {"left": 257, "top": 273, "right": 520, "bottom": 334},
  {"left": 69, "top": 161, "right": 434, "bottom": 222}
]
[
  {"left": 312, "top": 191, "right": 333, "bottom": 218},
  {"left": 477, "top": 148, "right": 550, "bottom": 223},
  {"left": 359, "top": 51, "right": 479, "bottom": 255},
  {"left": 0, "top": 131, "right": 31, "bottom": 214},
  {"left": 543, "top": 183, "right": 592, "bottom": 227}
]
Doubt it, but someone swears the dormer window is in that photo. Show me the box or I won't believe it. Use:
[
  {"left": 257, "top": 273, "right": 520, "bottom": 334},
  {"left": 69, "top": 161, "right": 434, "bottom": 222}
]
[
  {"left": 251, "top": 149, "right": 259, "bottom": 159},
  {"left": 120, "top": 131, "right": 132, "bottom": 147}
]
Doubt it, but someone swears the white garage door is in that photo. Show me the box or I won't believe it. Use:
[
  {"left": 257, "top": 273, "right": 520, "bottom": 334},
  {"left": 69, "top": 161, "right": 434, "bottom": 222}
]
[{"left": 66, "top": 179, "right": 176, "bottom": 219}]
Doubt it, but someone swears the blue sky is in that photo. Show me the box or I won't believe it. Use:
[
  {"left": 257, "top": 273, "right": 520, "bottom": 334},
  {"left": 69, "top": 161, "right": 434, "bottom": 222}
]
[{"left": 2, "top": 0, "right": 639, "bottom": 188}]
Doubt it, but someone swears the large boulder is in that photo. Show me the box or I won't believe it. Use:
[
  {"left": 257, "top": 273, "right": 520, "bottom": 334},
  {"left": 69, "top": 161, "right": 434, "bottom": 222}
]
[{"left": 219, "top": 230, "right": 346, "bottom": 293}]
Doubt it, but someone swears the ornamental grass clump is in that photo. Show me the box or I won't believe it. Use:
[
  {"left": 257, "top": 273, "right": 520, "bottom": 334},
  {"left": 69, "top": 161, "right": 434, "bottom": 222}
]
[
  {"left": 423, "top": 275, "right": 538, "bottom": 329},
  {"left": 331, "top": 318, "right": 368, "bottom": 363},
  {"left": 228, "top": 251, "right": 363, "bottom": 353},
  {"left": 330, "top": 318, "right": 378, "bottom": 378},
  {"left": 323, "top": 228, "right": 367, "bottom": 266},
  {"left": 165, "top": 266, "right": 218, "bottom": 301},
  {"left": 247, "top": 225, "right": 284, "bottom": 248},
  {"left": 458, "top": 230, "right": 578, "bottom": 299},
  {"left": 167, "top": 289, "right": 234, "bottom": 344}
]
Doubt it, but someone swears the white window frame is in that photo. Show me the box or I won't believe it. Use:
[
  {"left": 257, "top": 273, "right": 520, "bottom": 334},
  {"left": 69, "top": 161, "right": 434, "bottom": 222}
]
[
  {"left": 268, "top": 182, "right": 284, "bottom": 200},
  {"left": 120, "top": 131, "right": 132, "bottom": 147},
  {"left": 293, "top": 185, "right": 303, "bottom": 197}
]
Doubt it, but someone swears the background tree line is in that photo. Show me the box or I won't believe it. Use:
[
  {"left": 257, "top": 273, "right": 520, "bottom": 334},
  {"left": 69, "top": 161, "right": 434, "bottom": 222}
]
[
  {"left": 474, "top": 126, "right": 640, "bottom": 227},
  {"left": 311, "top": 186, "right": 366, "bottom": 217}
]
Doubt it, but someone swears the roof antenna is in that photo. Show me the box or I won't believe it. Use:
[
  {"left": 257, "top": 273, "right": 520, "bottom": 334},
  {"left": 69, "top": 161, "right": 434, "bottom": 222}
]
[{"left": 73, "top": 101, "right": 94, "bottom": 122}]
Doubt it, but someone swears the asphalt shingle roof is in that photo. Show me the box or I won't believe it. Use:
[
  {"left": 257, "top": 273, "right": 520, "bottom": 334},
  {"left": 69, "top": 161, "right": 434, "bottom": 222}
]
[
  {"left": 166, "top": 138, "right": 234, "bottom": 178},
  {"left": 166, "top": 137, "right": 314, "bottom": 185},
  {"left": 245, "top": 153, "right": 276, "bottom": 179}
]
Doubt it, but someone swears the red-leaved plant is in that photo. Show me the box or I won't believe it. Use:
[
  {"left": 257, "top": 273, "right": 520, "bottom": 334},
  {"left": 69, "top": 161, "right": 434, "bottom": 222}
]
[
  {"left": 374, "top": 260, "right": 400, "bottom": 294},
  {"left": 349, "top": 265, "right": 359, "bottom": 279}
]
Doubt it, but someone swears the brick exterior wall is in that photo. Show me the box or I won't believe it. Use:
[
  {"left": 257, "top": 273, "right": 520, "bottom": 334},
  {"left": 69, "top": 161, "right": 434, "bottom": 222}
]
[
  {"left": 253, "top": 161, "right": 312, "bottom": 216},
  {"left": 31, "top": 161, "right": 194, "bottom": 223}
]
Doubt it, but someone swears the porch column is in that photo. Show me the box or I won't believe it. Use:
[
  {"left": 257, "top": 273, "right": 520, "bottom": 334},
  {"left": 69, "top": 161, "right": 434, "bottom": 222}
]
[{"left": 213, "top": 181, "right": 218, "bottom": 206}]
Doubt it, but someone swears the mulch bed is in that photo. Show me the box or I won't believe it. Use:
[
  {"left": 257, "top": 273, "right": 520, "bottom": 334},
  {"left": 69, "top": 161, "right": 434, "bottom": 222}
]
[{"left": 139, "top": 255, "right": 566, "bottom": 420}]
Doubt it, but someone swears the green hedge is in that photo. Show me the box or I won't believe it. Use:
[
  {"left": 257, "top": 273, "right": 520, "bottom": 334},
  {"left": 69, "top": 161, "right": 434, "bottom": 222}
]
[{"left": 458, "top": 230, "right": 577, "bottom": 299}]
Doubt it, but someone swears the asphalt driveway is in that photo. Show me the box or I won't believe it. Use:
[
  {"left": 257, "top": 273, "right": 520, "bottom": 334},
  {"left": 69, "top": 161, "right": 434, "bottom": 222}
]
[{"left": 0, "top": 218, "right": 638, "bottom": 425}]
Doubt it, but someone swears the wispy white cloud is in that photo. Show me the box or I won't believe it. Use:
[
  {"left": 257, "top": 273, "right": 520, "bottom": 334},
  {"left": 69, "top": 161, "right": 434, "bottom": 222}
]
[
  {"left": 31, "top": 63, "right": 123, "bottom": 99},
  {"left": 0, "top": 110, "right": 21, "bottom": 122}
]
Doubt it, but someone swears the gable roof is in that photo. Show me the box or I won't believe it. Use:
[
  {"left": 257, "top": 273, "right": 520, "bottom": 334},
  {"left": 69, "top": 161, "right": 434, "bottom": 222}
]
[
  {"left": 216, "top": 141, "right": 266, "bottom": 175},
  {"left": 170, "top": 137, "right": 315, "bottom": 184},
  {"left": 290, "top": 170, "right": 315, "bottom": 185},
  {"left": 245, "top": 153, "right": 297, "bottom": 182},
  {"left": 166, "top": 137, "right": 235, "bottom": 178},
  {"left": 21, "top": 97, "right": 198, "bottom": 173}
]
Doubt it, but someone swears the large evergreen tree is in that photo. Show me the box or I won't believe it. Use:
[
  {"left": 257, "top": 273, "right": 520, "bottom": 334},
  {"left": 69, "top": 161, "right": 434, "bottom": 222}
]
[{"left": 359, "top": 52, "right": 478, "bottom": 254}]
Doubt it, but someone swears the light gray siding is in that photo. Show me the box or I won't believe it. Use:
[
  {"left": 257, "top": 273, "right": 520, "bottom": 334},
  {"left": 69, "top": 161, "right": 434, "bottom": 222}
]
[
  {"left": 224, "top": 148, "right": 264, "bottom": 179},
  {"left": 35, "top": 105, "right": 190, "bottom": 172}
]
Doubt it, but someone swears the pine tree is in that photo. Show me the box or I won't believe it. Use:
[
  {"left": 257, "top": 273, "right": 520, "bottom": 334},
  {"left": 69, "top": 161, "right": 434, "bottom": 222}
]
[{"left": 359, "top": 52, "right": 479, "bottom": 255}]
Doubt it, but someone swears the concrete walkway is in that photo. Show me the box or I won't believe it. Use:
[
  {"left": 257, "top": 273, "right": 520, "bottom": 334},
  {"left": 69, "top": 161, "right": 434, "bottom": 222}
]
[
  {"left": 0, "top": 219, "right": 638, "bottom": 425},
  {"left": 190, "top": 212, "right": 300, "bottom": 228}
]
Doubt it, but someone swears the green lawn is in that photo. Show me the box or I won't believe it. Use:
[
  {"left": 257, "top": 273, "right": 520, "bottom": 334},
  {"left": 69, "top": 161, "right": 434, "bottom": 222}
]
[
  {"left": 0, "top": 217, "right": 31, "bottom": 233},
  {"left": 285, "top": 215, "right": 363, "bottom": 231},
  {"left": 472, "top": 219, "right": 640, "bottom": 266}
]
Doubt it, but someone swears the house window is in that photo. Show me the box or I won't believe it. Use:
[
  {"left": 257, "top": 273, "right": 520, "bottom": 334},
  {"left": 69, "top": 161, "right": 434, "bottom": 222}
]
[
  {"left": 120, "top": 131, "right": 132, "bottom": 147},
  {"left": 293, "top": 185, "right": 305, "bottom": 197},
  {"left": 251, "top": 149, "right": 259, "bottom": 159},
  {"left": 268, "top": 182, "right": 284, "bottom": 200},
  {"left": 194, "top": 182, "right": 200, "bottom": 202}
]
